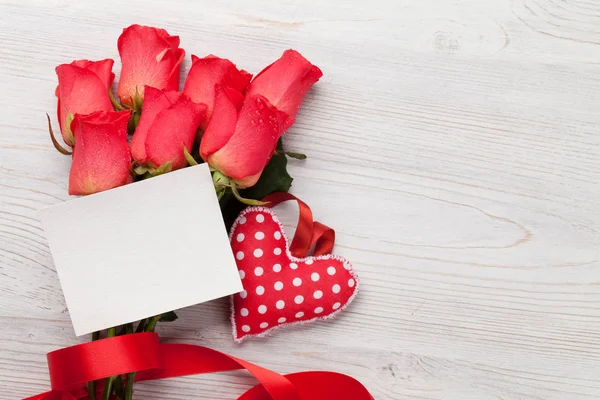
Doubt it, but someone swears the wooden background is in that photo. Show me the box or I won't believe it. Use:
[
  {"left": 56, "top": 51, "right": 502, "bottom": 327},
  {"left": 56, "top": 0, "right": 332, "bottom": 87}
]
[{"left": 1, "top": 0, "right": 599, "bottom": 399}]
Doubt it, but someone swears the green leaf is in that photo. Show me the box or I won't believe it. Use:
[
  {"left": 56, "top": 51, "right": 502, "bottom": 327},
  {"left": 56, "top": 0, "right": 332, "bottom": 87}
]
[
  {"left": 150, "top": 161, "right": 173, "bottom": 176},
  {"left": 133, "top": 165, "right": 149, "bottom": 176},
  {"left": 183, "top": 146, "right": 199, "bottom": 166},
  {"left": 158, "top": 311, "right": 179, "bottom": 322},
  {"left": 242, "top": 143, "right": 293, "bottom": 199},
  {"left": 108, "top": 89, "right": 125, "bottom": 111},
  {"left": 284, "top": 152, "right": 307, "bottom": 160},
  {"left": 133, "top": 87, "right": 144, "bottom": 112}
]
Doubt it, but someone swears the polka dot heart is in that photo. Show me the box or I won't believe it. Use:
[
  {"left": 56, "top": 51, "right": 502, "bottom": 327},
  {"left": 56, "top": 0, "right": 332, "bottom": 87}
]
[{"left": 230, "top": 207, "right": 359, "bottom": 342}]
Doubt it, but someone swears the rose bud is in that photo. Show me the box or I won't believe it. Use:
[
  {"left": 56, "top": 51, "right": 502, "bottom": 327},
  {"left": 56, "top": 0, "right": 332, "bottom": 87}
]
[
  {"left": 183, "top": 55, "right": 252, "bottom": 129},
  {"left": 69, "top": 111, "right": 132, "bottom": 195},
  {"left": 55, "top": 59, "right": 115, "bottom": 146},
  {"left": 117, "top": 25, "right": 185, "bottom": 108},
  {"left": 201, "top": 85, "right": 290, "bottom": 188},
  {"left": 247, "top": 49, "right": 322, "bottom": 131},
  {"left": 130, "top": 86, "right": 206, "bottom": 171}
]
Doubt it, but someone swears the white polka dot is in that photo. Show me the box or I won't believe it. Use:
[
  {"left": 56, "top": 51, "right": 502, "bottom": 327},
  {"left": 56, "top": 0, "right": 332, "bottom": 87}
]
[
  {"left": 333, "top": 302, "right": 341, "bottom": 310},
  {"left": 256, "top": 214, "right": 264, "bottom": 223},
  {"left": 305, "top": 259, "right": 314, "bottom": 265},
  {"left": 311, "top": 272, "right": 320, "bottom": 282},
  {"left": 313, "top": 290, "right": 323, "bottom": 299},
  {"left": 278, "top": 317, "right": 286, "bottom": 323},
  {"left": 314, "top": 307, "right": 323, "bottom": 314},
  {"left": 273, "top": 264, "right": 282, "bottom": 272},
  {"left": 254, "top": 231, "right": 265, "bottom": 240},
  {"left": 239, "top": 216, "right": 247, "bottom": 224},
  {"left": 240, "top": 308, "right": 249, "bottom": 316},
  {"left": 255, "top": 286, "right": 265, "bottom": 295},
  {"left": 332, "top": 284, "right": 341, "bottom": 294},
  {"left": 348, "top": 278, "right": 355, "bottom": 287},
  {"left": 260, "top": 322, "right": 269, "bottom": 329},
  {"left": 254, "top": 266, "right": 264, "bottom": 276},
  {"left": 274, "top": 231, "right": 281, "bottom": 240},
  {"left": 274, "top": 281, "right": 284, "bottom": 291},
  {"left": 239, "top": 290, "right": 247, "bottom": 299},
  {"left": 258, "top": 305, "right": 267, "bottom": 314},
  {"left": 327, "top": 266, "right": 336, "bottom": 275},
  {"left": 293, "top": 277, "right": 302, "bottom": 287},
  {"left": 294, "top": 295, "right": 304, "bottom": 304},
  {"left": 273, "top": 248, "right": 282, "bottom": 255},
  {"left": 254, "top": 248, "right": 263, "bottom": 258},
  {"left": 242, "top": 325, "right": 250, "bottom": 332},
  {"left": 236, "top": 233, "right": 245, "bottom": 242},
  {"left": 290, "top": 263, "right": 298, "bottom": 270},
  {"left": 295, "top": 312, "right": 304, "bottom": 318},
  {"left": 343, "top": 263, "right": 350, "bottom": 270},
  {"left": 236, "top": 251, "right": 244, "bottom": 260},
  {"left": 276, "top": 300, "right": 285, "bottom": 309},
  {"left": 239, "top": 270, "right": 245, "bottom": 279}
]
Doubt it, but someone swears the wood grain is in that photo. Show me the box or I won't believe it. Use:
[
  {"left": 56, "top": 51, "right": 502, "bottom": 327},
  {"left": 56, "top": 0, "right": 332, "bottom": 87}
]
[{"left": 1, "top": 0, "right": 599, "bottom": 399}]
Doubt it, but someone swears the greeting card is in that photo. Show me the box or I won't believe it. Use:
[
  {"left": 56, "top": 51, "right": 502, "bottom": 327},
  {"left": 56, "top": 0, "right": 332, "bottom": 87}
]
[{"left": 39, "top": 164, "right": 242, "bottom": 336}]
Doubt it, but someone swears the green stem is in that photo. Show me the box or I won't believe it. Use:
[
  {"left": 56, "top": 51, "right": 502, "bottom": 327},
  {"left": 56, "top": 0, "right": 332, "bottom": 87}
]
[
  {"left": 113, "top": 374, "right": 124, "bottom": 398},
  {"left": 46, "top": 114, "right": 72, "bottom": 155},
  {"left": 123, "top": 371, "right": 136, "bottom": 400},
  {"left": 145, "top": 315, "right": 161, "bottom": 332},
  {"left": 102, "top": 327, "right": 117, "bottom": 400},
  {"left": 135, "top": 318, "right": 148, "bottom": 333},
  {"left": 231, "top": 185, "right": 269, "bottom": 206}
]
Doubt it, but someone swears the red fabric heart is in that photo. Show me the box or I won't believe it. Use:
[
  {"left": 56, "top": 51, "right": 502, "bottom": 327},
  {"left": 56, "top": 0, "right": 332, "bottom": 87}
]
[{"left": 229, "top": 207, "right": 359, "bottom": 342}]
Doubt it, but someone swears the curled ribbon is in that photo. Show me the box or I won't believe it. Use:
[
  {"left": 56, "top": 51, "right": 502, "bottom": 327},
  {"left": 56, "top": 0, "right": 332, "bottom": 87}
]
[
  {"left": 261, "top": 192, "right": 335, "bottom": 258},
  {"left": 24, "top": 332, "right": 373, "bottom": 400}
]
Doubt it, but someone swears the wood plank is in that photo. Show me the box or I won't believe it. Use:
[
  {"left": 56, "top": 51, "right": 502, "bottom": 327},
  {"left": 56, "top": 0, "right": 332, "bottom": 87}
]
[{"left": 1, "top": 0, "right": 599, "bottom": 399}]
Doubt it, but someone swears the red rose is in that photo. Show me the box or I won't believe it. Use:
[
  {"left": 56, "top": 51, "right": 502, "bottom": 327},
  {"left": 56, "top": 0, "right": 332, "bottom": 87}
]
[
  {"left": 183, "top": 55, "right": 252, "bottom": 129},
  {"left": 55, "top": 59, "right": 115, "bottom": 146},
  {"left": 69, "top": 111, "right": 132, "bottom": 195},
  {"left": 201, "top": 85, "right": 290, "bottom": 188},
  {"left": 247, "top": 49, "right": 322, "bottom": 131},
  {"left": 117, "top": 25, "right": 184, "bottom": 108},
  {"left": 130, "top": 86, "right": 206, "bottom": 170}
]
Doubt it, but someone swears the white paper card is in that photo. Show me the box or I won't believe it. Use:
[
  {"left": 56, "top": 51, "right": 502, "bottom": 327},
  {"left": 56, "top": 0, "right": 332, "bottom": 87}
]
[{"left": 39, "top": 164, "right": 243, "bottom": 336}]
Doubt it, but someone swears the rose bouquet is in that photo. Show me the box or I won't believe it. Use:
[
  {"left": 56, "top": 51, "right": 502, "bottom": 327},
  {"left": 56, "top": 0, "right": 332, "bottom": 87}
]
[
  {"left": 50, "top": 24, "right": 321, "bottom": 222},
  {"left": 46, "top": 24, "right": 323, "bottom": 400}
]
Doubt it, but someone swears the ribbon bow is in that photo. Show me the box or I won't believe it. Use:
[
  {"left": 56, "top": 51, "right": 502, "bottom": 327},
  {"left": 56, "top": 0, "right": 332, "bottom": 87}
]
[{"left": 24, "top": 332, "right": 373, "bottom": 400}]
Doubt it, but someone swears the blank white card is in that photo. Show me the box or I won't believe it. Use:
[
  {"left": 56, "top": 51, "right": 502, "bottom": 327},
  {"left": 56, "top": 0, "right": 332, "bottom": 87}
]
[{"left": 39, "top": 163, "right": 243, "bottom": 336}]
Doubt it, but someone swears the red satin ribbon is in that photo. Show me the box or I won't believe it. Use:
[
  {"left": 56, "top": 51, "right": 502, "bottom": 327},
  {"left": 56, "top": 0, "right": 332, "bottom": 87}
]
[
  {"left": 24, "top": 333, "right": 373, "bottom": 400},
  {"left": 261, "top": 193, "right": 335, "bottom": 258}
]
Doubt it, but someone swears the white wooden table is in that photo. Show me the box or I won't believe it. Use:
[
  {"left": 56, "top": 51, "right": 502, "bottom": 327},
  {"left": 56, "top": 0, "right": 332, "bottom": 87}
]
[{"left": 1, "top": 0, "right": 599, "bottom": 399}]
